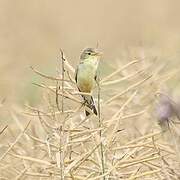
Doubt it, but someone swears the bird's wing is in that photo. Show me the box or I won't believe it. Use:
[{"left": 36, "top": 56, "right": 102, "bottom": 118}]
[
  {"left": 94, "top": 74, "right": 97, "bottom": 82},
  {"left": 94, "top": 70, "right": 99, "bottom": 85},
  {"left": 75, "top": 66, "right": 82, "bottom": 92},
  {"left": 75, "top": 67, "right": 78, "bottom": 83}
]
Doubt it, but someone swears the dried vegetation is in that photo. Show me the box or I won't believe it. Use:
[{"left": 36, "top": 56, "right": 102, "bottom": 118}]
[{"left": 0, "top": 50, "right": 180, "bottom": 180}]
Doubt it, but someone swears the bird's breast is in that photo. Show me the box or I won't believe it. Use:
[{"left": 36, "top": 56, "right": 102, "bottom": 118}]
[{"left": 77, "top": 63, "right": 96, "bottom": 93}]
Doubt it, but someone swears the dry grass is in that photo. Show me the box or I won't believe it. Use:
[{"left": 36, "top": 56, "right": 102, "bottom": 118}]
[{"left": 1, "top": 51, "right": 180, "bottom": 180}]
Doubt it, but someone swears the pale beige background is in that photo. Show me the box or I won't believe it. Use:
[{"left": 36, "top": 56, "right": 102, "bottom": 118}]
[{"left": 0, "top": 0, "right": 180, "bottom": 104}]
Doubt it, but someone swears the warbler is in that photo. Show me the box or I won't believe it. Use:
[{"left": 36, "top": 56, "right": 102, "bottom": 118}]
[{"left": 75, "top": 48, "right": 102, "bottom": 116}]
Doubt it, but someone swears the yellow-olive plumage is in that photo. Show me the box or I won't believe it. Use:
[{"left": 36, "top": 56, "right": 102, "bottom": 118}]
[{"left": 75, "top": 48, "right": 102, "bottom": 116}]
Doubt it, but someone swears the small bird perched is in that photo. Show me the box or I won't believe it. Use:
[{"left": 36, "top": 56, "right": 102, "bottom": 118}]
[{"left": 75, "top": 48, "right": 102, "bottom": 116}]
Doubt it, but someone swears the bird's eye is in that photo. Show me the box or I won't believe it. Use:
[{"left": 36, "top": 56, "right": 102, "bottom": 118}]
[{"left": 87, "top": 52, "right": 91, "bottom": 55}]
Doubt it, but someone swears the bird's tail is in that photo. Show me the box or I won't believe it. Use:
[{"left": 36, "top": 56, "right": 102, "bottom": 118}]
[{"left": 83, "top": 95, "right": 97, "bottom": 116}]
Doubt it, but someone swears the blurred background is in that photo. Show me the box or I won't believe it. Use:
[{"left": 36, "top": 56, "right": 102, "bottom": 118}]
[{"left": 0, "top": 0, "right": 180, "bottom": 105}]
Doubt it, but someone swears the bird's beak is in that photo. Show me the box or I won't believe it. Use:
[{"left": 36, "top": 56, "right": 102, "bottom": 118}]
[{"left": 94, "top": 51, "right": 103, "bottom": 57}]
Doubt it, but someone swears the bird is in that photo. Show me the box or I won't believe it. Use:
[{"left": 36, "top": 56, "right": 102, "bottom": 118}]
[{"left": 75, "top": 48, "right": 102, "bottom": 116}]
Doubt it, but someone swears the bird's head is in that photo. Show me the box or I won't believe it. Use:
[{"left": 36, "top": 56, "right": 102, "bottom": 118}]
[{"left": 80, "top": 48, "right": 102, "bottom": 61}]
